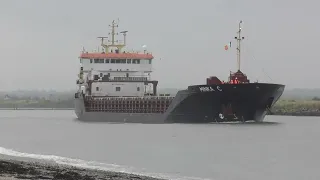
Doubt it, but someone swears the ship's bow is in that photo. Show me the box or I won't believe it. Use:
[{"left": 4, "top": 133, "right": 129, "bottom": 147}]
[{"left": 164, "top": 83, "right": 285, "bottom": 123}]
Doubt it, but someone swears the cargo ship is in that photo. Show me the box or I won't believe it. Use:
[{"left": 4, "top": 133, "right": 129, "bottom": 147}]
[{"left": 74, "top": 20, "right": 285, "bottom": 123}]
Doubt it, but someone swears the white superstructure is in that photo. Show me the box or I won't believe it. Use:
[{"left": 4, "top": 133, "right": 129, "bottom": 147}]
[{"left": 76, "top": 20, "right": 157, "bottom": 97}]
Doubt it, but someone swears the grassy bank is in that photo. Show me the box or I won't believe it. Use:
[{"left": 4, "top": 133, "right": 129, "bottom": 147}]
[
  {"left": 0, "top": 99, "right": 73, "bottom": 109},
  {"left": 271, "top": 100, "right": 320, "bottom": 116}
]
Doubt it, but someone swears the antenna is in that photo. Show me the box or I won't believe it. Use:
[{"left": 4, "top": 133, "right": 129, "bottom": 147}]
[
  {"left": 120, "top": 30, "right": 128, "bottom": 46},
  {"left": 98, "top": 20, "right": 127, "bottom": 53},
  {"left": 97, "top": 36, "right": 108, "bottom": 45},
  {"left": 234, "top": 20, "right": 245, "bottom": 72},
  {"left": 109, "top": 20, "right": 118, "bottom": 45}
]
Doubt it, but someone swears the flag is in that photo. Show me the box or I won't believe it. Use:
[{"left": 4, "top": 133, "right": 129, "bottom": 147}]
[{"left": 225, "top": 41, "right": 232, "bottom": 50}]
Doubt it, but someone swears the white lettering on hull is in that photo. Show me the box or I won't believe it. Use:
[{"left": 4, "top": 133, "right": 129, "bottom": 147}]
[{"left": 199, "top": 86, "right": 223, "bottom": 92}]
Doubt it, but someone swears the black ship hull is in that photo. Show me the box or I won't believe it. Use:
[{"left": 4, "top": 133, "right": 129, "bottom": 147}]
[{"left": 74, "top": 83, "right": 285, "bottom": 123}]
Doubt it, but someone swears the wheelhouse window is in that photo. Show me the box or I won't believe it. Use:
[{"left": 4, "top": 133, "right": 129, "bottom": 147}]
[
  {"left": 117, "top": 59, "right": 125, "bottom": 64},
  {"left": 116, "top": 87, "right": 121, "bottom": 91},
  {"left": 132, "top": 59, "right": 140, "bottom": 64},
  {"left": 127, "top": 59, "right": 131, "bottom": 64},
  {"left": 105, "top": 59, "right": 110, "bottom": 63},
  {"left": 111, "top": 59, "right": 116, "bottom": 63},
  {"left": 96, "top": 87, "right": 99, "bottom": 91},
  {"left": 90, "top": 59, "right": 93, "bottom": 63},
  {"left": 137, "top": 87, "right": 140, "bottom": 91},
  {"left": 94, "top": 59, "right": 104, "bottom": 63}
]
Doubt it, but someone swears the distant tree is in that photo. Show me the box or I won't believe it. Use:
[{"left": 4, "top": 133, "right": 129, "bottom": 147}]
[{"left": 312, "top": 96, "right": 320, "bottom": 101}]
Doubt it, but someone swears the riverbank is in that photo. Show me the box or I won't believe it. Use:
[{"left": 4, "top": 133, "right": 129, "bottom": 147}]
[
  {"left": 0, "top": 108, "right": 73, "bottom": 110},
  {"left": 0, "top": 155, "right": 165, "bottom": 180},
  {"left": 1, "top": 99, "right": 320, "bottom": 117},
  {"left": 270, "top": 100, "right": 320, "bottom": 116}
]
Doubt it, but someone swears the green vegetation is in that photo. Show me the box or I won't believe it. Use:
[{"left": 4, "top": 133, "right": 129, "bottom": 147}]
[
  {"left": 0, "top": 99, "right": 73, "bottom": 109},
  {"left": 271, "top": 99, "right": 320, "bottom": 116},
  {"left": 0, "top": 90, "right": 74, "bottom": 109}
]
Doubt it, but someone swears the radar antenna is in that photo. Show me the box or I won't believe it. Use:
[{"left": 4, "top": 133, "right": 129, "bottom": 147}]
[
  {"left": 234, "top": 20, "right": 245, "bottom": 71},
  {"left": 97, "top": 36, "right": 108, "bottom": 44},
  {"left": 98, "top": 20, "right": 128, "bottom": 53},
  {"left": 120, "top": 31, "right": 128, "bottom": 46}
]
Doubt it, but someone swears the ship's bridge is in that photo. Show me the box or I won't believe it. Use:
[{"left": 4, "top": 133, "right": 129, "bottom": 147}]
[
  {"left": 77, "top": 19, "right": 158, "bottom": 97},
  {"left": 79, "top": 51, "right": 154, "bottom": 72},
  {"left": 78, "top": 19, "right": 156, "bottom": 82}
]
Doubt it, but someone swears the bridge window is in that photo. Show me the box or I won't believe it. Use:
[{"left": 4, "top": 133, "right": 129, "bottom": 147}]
[
  {"left": 94, "top": 59, "right": 104, "bottom": 63},
  {"left": 116, "top": 60, "right": 121, "bottom": 64},
  {"left": 111, "top": 59, "right": 116, "bottom": 63},
  {"left": 120, "top": 59, "right": 126, "bottom": 63},
  {"left": 132, "top": 59, "right": 140, "bottom": 64},
  {"left": 90, "top": 59, "right": 93, "bottom": 63},
  {"left": 149, "top": 59, "right": 152, "bottom": 64},
  {"left": 127, "top": 59, "right": 131, "bottom": 64},
  {"left": 137, "top": 87, "right": 140, "bottom": 91},
  {"left": 116, "top": 87, "right": 121, "bottom": 91},
  {"left": 105, "top": 59, "right": 109, "bottom": 63},
  {"left": 96, "top": 87, "right": 99, "bottom": 91}
]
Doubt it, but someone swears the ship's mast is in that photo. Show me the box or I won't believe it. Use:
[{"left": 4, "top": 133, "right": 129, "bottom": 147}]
[
  {"left": 234, "top": 20, "right": 245, "bottom": 72},
  {"left": 97, "top": 19, "right": 128, "bottom": 53},
  {"left": 110, "top": 20, "right": 117, "bottom": 45}
]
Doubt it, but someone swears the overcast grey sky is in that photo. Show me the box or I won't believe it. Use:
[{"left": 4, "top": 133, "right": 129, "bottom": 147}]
[{"left": 0, "top": 0, "right": 318, "bottom": 91}]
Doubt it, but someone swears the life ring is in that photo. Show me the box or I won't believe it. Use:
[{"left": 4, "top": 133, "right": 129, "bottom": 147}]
[{"left": 219, "top": 113, "right": 224, "bottom": 119}]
